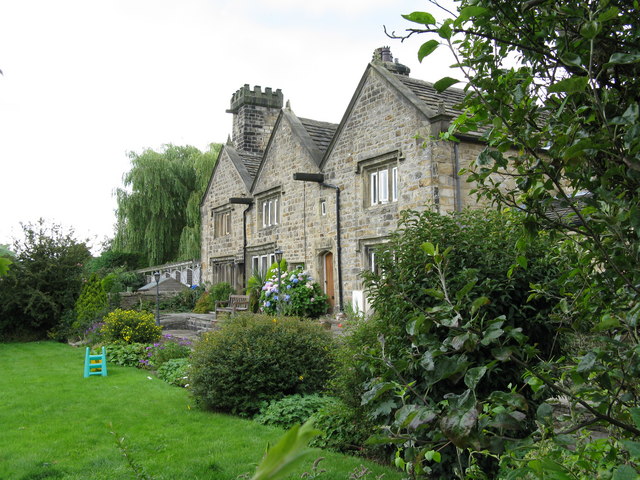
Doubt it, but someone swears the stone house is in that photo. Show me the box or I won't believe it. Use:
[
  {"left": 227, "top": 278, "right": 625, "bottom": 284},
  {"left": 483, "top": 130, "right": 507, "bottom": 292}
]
[{"left": 200, "top": 47, "right": 484, "bottom": 313}]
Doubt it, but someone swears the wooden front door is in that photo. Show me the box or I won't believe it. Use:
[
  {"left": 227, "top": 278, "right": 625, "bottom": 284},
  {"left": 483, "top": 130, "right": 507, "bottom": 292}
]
[{"left": 323, "top": 252, "right": 335, "bottom": 310}]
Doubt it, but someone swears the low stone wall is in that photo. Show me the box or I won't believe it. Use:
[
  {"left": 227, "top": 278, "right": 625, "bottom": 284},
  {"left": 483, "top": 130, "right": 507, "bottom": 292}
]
[{"left": 116, "top": 292, "right": 176, "bottom": 310}]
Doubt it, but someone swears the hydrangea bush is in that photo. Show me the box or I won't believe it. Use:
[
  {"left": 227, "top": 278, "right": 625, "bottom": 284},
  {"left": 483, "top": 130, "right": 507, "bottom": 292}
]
[{"left": 259, "top": 268, "right": 328, "bottom": 318}]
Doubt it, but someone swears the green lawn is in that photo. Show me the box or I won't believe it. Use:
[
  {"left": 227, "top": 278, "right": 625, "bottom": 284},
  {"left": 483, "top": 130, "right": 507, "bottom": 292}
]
[{"left": 0, "top": 342, "right": 402, "bottom": 480}]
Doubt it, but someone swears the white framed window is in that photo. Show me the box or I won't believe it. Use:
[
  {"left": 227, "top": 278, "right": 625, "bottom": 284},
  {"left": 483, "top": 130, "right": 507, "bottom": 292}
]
[
  {"left": 320, "top": 199, "right": 327, "bottom": 216},
  {"left": 251, "top": 253, "right": 277, "bottom": 275},
  {"left": 368, "top": 164, "right": 398, "bottom": 206},
  {"left": 260, "top": 196, "right": 280, "bottom": 229}
]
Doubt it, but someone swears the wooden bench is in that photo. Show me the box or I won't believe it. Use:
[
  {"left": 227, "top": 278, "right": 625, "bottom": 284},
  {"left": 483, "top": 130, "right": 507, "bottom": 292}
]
[{"left": 215, "top": 294, "right": 250, "bottom": 315}]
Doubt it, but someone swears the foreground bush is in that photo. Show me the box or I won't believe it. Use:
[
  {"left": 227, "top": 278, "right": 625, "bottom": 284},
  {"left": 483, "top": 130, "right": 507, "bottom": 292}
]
[
  {"left": 100, "top": 309, "right": 162, "bottom": 344},
  {"left": 189, "top": 314, "right": 336, "bottom": 416}
]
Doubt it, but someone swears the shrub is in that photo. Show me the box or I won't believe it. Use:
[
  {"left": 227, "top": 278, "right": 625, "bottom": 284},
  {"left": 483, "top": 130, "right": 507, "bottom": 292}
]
[
  {"left": 157, "top": 358, "right": 190, "bottom": 387},
  {"left": 140, "top": 334, "right": 192, "bottom": 369},
  {"left": 74, "top": 273, "right": 109, "bottom": 334},
  {"left": 105, "top": 343, "right": 150, "bottom": 367},
  {"left": 192, "top": 282, "right": 234, "bottom": 313},
  {"left": 160, "top": 285, "right": 205, "bottom": 312},
  {"left": 254, "top": 394, "right": 335, "bottom": 429},
  {"left": 100, "top": 309, "right": 162, "bottom": 344},
  {"left": 260, "top": 268, "right": 328, "bottom": 318},
  {"left": 189, "top": 314, "right": 336, "bottom": 416},
  {"left": 309, "top": 398, "right": 378, "bottom": 457}
]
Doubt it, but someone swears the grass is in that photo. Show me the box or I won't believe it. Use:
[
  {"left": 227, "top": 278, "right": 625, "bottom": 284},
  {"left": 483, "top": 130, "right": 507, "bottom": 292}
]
[{"left": 0, "top": 342, "right": 403, "bottom": 480}]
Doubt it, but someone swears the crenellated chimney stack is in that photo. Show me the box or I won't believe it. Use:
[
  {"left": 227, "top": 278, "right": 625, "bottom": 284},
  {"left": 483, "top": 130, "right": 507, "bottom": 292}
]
[{"left": 226, "top": 84, "right": 284, "bottom": 155}]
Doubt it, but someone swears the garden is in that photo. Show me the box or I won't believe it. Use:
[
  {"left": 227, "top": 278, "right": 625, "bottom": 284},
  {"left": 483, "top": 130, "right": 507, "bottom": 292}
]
[{"left": 2, "top": 203, "right": 640, "bottom": 479}]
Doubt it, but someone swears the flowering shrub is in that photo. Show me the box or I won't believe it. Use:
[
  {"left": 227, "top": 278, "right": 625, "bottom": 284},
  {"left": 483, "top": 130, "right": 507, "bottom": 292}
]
[
  {"left": 100, "top": 309, "right": 162, "bottom": 344},
  {"left": 140, "top": 334, "right": 192, "bottom": 369},
  {"left": 259, "top": 268, "right": 328, "bottom": 318}
]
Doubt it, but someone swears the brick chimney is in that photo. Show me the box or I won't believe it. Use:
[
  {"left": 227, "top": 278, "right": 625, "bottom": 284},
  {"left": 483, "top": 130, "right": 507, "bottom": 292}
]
[{"left": 226, "top": 84, "right": 284, "bottom": 155}]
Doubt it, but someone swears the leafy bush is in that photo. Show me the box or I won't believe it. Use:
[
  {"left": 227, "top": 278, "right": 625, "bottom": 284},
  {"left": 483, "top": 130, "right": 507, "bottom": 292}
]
[
  {"left": 309, "top": 398, "right": 378, "bottom": 457},
  {"left": 105, "top": 343, "right": 150, "bottom": 367},
  {"left": 157, "top": 358, "right": 190, "bottom": 387},
  {"left": 160, "top": 285, "right": 205, "bottom": 312},
  {"left": 351, "top": 208, "right": 570, "bottom": 477},
  {"left": 254, "top": 394, "right": 335, "bottom": 429},
  {"left": 0, "top": 220, "right": 91, "bottom": 340},
  {"left": 189, "top": 314, "right": 336, "bottom": 416},
  {"left": 192, "top": 282, "right": 233, "bottom": 313},
  {"left": 140, "top": 334, "right": 192, "bottom": 369},
  {"left": 100, "top": 309, "right": 162, "bottom": 344},
  {"left": 74, "top": 273, "right": 109, "bottom": 334},
  {"left": 260, "top": 268, "right": 328, "bottom": 318}
]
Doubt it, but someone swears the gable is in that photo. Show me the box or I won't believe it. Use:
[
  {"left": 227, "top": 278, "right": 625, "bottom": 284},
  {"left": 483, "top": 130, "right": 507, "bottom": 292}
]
[
  {"left": 201, "top": 146, "right": 252, "bottom": 211},
  {"left": 251, "top": 110, "right": 336, "bottom": 195}
]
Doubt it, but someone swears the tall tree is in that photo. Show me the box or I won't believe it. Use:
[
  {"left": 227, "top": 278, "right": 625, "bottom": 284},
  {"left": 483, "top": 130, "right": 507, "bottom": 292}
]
[{"left": 114, "top": 143, "right": 220, "bottom": 266}]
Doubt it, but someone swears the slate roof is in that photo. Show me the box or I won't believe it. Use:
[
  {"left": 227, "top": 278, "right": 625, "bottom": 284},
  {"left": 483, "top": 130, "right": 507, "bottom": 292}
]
[
  {"left": 299, "top": 118, "right": 338, "bottom": 155},
  {"left": 395, "top": 75, "right": 466, "bottom": 117},
  {"left": 238, "top": 152, "right": 262, "bottom": 178}
]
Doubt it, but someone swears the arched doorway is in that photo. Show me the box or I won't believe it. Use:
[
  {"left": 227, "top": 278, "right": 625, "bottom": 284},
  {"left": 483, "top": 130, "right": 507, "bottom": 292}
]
[{"left": 322, "top": 252, "right": 335, "bottom": 311}]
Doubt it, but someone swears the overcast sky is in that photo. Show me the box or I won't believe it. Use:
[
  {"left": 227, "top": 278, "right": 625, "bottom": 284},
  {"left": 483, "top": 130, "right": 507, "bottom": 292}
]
[{"left": 0, "top": 0, "right": 456, "bottom": 252}]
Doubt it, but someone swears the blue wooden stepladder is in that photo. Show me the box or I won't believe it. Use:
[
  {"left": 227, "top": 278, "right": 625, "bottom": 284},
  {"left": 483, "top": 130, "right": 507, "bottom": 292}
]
[{"left": 84, "top": 346, "right": 108, "bottom": 378}]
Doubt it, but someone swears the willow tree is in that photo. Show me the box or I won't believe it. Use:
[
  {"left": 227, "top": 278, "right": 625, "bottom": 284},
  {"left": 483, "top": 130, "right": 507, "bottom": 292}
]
[{"left": 114, "top": 143, "right": 220, "bottom": 266}]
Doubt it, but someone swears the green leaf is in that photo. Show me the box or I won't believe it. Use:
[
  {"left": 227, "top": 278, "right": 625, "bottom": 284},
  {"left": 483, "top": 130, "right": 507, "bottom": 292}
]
[
  {"left": 561, "top": 53, "right": 583, "bottom": 68},
  {"left": 421, "top": 242, "right": 436, "bottom": 256},
  {"left": 470, "top": 296, "right": 490, "bottom": 314},
  {"left": 464, "top": 366, "right": 487, "bottom": 390},
  {"left": 536, "top": 402, "right": 554, "bottom": 425},
  {"left": 418, "top": 40, "right": 440, "bottom": 62},
  {"left": 456, "top": 278, "right": 478, "bottom": 300},
  {"left": 592, "top": 313, "right": 621, "bottom": 332},
  {"left": 516, "top": 255, "right": 528, "bottom": 269},
  {"left": 613, "top": 465, "right": 639, "bottom": 480},
  {"left": 457, "top": 6, "right": 489, "bottom": 23},
  {"left": 580, "top": 20, "right": 601, "bottom": 39},
  {"left": 598, "top": 7, "right": 619, "bottom": 22},
  {"left": 402, "top": 11, "right": 436, "bottom": 25},
  {"left": 434, "top": 76, "right": 460, "bottom": 93},
  {"left": 438, "top": 22, "right": 452, "bottom": 40},
  {"left": 621, "top": 440, "right": 640, "bottom": 459},
  {"left": 630, "top": 407, "right": 640, "bottom": 429},
  {"left": 424, "top": 288, "right": 445, "bottom": 300},
  {"left": 607, "top": 53, "right": 640, "bottom": 65},
  {"left": 424, "top": 450, "right": 442, "bottom": 462},
  {"left": 548, "top": 76, "right": 589, "bottom": 94},
  {"left": 251, "top": 421, "right": 321, "bottom": 480},
  {"left": 361, "top": 382, "right": 395, "bottom": 405},
  {"left": 576, "top": 351, "right": 597, "bottom": 373}
]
